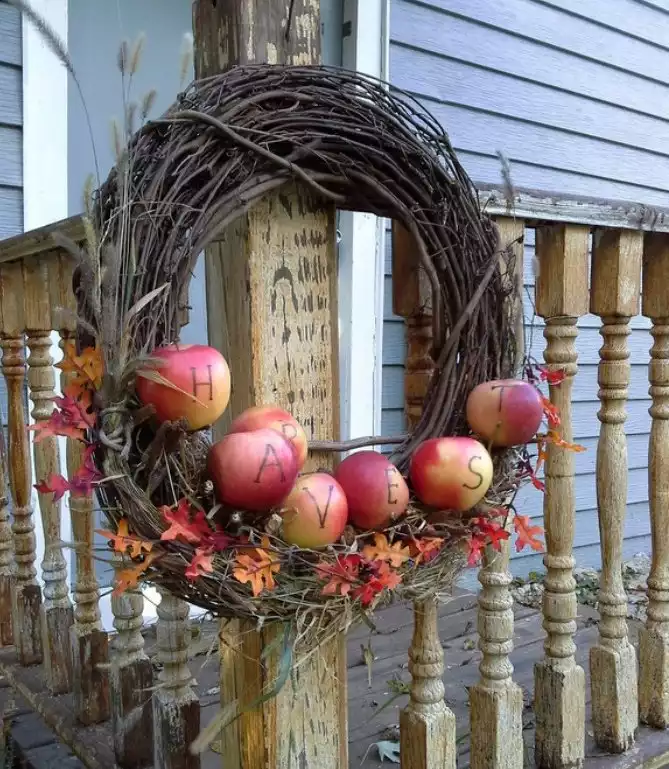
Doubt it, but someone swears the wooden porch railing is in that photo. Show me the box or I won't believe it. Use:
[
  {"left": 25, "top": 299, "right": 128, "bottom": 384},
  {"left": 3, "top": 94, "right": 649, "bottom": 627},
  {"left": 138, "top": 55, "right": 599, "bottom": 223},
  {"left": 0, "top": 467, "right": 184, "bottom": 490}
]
[{"left": 0, "top": 211, "right": 666, "bottom": 768}]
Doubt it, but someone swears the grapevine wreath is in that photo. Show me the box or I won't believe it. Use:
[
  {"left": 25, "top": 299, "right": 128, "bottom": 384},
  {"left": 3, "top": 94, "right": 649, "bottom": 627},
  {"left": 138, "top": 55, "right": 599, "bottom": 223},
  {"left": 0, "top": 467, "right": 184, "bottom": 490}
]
[{"left": 36, "top": 65, "right": 580, "bottom": 653}]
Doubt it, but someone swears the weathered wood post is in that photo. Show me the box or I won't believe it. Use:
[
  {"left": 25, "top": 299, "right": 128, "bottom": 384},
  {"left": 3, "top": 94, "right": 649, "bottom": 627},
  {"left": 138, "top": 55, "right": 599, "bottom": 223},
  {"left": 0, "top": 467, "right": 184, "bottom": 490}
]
[
  {"left": 153, "top": 590, "right": 199, "bottom": 769},
  {"left": 533, "top": 224, "right": 588, "bottom": 769},
  {"left": 0, "top": 403, "right": 13, "bottom": 647},
  {"left": 49, "top": 252, "right": 111, "bottom": 724},
  {"left": 111, "top": 561, "right": 154, "bottom": 767},
  {"left": 24, "top": 254, "right": 74, "bottom": 692},
  {"left": 392, "top": 221, "right": 457, "bottom": 769},
  {"left": 193, "top": 2, "right": 346, "bottom": 767},
  {"left": 469, "top": 217, "right": 525, "bottom": 769},
  {"left": 0, "top": 261, "right": 42, "bottom": 666},
  {"left": 589, "top": 229, "right": 641, "bottom": 752},
  {"left": 639, "top": 233, "right": 669, "bottom": 728}
]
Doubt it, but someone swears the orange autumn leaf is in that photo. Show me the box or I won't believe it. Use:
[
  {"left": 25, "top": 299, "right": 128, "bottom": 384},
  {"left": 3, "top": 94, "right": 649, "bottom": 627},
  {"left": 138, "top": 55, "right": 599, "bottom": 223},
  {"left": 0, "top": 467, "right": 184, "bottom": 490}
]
[
  {"left": 233, "top": 537, "right": 280, "bottom": 596},
  {"left": 58, "top": 342, "right": 104, "bottom": 391},
  {"left": 112, "top": 552, "right": 158, "bottom": 596},
  {"left": 362, "top": 533, "right": 411, "bottom": 568},
  {"left": 513, "top": 515, "right": 544, "bottom": 554},
  {"left": 97, "top": 518, "right": 153, "bottom": 559},
  {"left": 546, "top": 430, "right": 586, "bottom": 453},
  {"left": 541, "top": 395, "right": 561, "bottom": 429}
]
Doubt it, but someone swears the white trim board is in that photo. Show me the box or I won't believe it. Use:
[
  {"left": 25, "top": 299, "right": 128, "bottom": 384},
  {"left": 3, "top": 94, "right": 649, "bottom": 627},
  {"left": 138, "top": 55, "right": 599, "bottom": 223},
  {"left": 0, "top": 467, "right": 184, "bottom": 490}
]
[
  {"left": 21, "top": 0, "right": 72, "bottom": 596},
  {"left": 338, "top": 0, "right": 389, "bottom": 448}
]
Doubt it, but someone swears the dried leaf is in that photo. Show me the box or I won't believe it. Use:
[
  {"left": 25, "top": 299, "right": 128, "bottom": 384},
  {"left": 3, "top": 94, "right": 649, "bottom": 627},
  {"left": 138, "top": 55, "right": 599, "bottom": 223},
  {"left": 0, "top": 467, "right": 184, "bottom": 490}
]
[
  {"left": 362, "top": 533, "right": 410, "bottom": 568},
  {"left": 373, "top": 740, "right": 400, "bottom": 763},
  {"left": 124, "top": 283, "right": 168, "bottom": 325}
]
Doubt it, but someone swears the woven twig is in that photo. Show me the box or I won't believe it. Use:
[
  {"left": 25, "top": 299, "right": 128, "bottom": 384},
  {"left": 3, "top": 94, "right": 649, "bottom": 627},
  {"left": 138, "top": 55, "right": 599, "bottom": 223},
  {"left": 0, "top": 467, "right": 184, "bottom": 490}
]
[{"left": 73, "top": 65, "right": 517, "bottom": 645}]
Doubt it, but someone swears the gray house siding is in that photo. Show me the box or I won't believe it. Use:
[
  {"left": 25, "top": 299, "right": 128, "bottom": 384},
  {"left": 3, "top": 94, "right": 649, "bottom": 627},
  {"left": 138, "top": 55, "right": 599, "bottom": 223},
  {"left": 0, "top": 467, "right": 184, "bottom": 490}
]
[
  {"left": 0, "top": 0, "right": 22, "bottom": 240},
  {"left": 383, "top": 0, "right": 668, "bottom": 572}
]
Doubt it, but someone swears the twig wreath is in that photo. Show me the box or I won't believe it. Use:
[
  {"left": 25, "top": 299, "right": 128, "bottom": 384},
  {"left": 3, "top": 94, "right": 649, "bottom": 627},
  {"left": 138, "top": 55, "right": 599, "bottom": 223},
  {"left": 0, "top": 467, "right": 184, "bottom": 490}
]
[{"left": 36, "top": 65, "right": 582, "bottom": 653}]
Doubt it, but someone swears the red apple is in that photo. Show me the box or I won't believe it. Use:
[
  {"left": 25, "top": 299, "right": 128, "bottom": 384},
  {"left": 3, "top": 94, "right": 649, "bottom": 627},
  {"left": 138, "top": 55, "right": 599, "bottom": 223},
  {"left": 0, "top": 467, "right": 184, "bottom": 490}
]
[
  {"left": 334, "top": 451, "right": 409, "bottom": 530},
  {"left": 466, "top": 378, "right": 543, "bottom": 447},
  {"left": 136, "top": 343, "right": 231, "bottom": 431},
  {"left": 409, "top": 437, "right": 493, "bottom": 512},
  {"left": 229, "top": 405, "right": 308, "bottom": 469},
  {"left": 281, "top": 473, "right": 349, "bottom": 549},
  {"left": 208, "top": 428, "right": 298, "bottom": 511}
]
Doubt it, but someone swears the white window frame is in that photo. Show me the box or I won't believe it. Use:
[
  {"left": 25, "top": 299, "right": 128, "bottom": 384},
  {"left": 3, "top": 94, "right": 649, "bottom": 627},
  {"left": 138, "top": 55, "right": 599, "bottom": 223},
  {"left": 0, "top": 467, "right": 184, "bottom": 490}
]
[{"left": 338, "top": 0, "right": 390, "bottom": 449}]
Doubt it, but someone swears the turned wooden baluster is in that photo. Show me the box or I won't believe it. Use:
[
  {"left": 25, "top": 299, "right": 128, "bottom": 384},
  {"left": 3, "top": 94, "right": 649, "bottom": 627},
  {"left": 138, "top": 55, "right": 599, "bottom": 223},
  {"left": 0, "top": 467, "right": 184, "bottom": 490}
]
[
  {"left": 639, "top": 233, "right": 669, "bottom": 728},
  {"left": 23, "top": 255, "right": 73, "bottom": 691},
  {"left": 153, "top": 590, "right": 200, "bottom": 769},
  {"left": 589, "top": 230, "right": 641, "bottom": 752},
  {"left": 48, "top": 253, "right": 110, "bottom": 721},
  {"left": 0, "top": 261, "right": 42, "bottom": 665},
  {"left": 391, "top": 221, "right": 456, "bottom": 768},
  {"left": 0, "top": 422, "right": 13, "bottom": 647},
  {"left": 110, "top": 555, "right": 153, "bottom": 768},
  {"left": 533, "top": 224, "right": 589, "bottom": 769},
  {"left": 469, "top": 217, "right": 525, "bottom": 769}
]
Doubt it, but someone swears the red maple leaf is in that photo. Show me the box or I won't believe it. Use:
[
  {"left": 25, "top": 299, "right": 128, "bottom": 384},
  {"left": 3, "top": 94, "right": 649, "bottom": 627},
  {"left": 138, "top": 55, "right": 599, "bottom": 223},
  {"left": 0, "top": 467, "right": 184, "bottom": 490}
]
[
  {"left": 466, "top": 533, "right": 486, "bottom": 566},
  {"left": 160, "top": 499, "right": 211, "bottom": 544},
  {"left": 69, "top": 445, "right": 103, "bottom": 497},
  {"left": 35, "top": 473, "right": 70, "bottom": 502},
  {"left": 56, "top": 394, "right": 96, "bottom": 428},
  {"left": 208, "top": 530, "right": 235, "bottom": 552},
  {"left": 409, "top": 537, "right": 444, "bottom": 564},
  {"left": 29, "top": 412, "right": 84, "bottom": 443},
  {"left": 351, "top": 562, "right": 402, "bottom": 606},
  {"left": 537, "top": 365, "right": 566, "bottom": 386},
  {"left": 374, "top": 562, "right": 402, "bottom": 590},
  {"left": 185, "top": 547, "right": 214, "bottom": 580},
  {"left": 472, "top": 517, "right": 510, "bottom": 552},
  {"left": 514, "top": 515, "right": 544, "bottom": 553},
  {"left": 316, "top": 554, "right": 362, "bottom": 596}
]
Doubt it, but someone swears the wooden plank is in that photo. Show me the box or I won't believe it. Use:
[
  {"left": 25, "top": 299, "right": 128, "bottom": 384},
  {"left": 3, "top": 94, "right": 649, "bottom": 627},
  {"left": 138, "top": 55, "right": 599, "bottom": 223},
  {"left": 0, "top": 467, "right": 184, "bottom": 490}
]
[
  {"left": 639, "top": 233, "right": 669, "bottom": 729},
  {"left": 0, "top": 215, "right": 84, "bottom": 263},
  {"left": 533, "top": 224, "right": 589, "bottom": 769},
  {"left": 588, "top": 229, "right": 642, "bottom": 752}
]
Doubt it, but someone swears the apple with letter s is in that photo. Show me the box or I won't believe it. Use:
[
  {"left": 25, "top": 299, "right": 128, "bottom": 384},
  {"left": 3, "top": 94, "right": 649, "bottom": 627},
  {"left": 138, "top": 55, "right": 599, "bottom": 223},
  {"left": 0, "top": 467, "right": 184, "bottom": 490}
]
[{"left": 409, "top": 436, "right": 493, "bottom": 512}]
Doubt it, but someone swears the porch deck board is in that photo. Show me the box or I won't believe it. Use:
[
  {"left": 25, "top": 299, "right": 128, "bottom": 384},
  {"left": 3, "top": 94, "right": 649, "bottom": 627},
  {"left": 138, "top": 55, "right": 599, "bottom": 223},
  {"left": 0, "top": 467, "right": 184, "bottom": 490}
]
[{"left": 0, "top": 593, "right": 665, "bottom": 769}]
